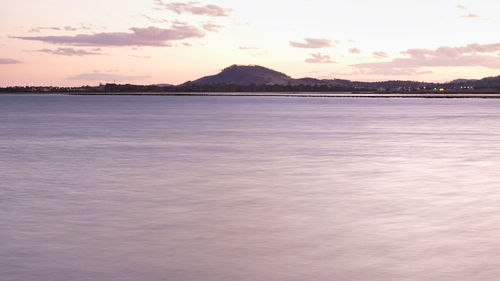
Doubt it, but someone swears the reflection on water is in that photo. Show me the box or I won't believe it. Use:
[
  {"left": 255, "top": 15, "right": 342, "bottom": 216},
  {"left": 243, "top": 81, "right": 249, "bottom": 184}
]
[{"left": 2, "top": 94, "right": 500, "bottom": 281}]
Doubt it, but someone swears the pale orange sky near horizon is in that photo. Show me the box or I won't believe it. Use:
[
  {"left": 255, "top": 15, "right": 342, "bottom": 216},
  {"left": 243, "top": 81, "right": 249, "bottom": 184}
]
[{"left": 1, "top": 0, "right": 499, "bottom": 86}]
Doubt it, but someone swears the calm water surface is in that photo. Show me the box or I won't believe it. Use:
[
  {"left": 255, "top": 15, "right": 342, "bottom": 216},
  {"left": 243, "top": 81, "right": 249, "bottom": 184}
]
[{"left": 2, "top": 94, "right": 500, "bottom": 281}]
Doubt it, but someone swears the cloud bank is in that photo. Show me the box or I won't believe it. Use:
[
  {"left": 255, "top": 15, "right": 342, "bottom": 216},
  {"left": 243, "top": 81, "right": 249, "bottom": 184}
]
[
  {"left": 352, "top": 42, "right": 500, "bottom": 75},
  {"left": 13, "top": 25, "right": 204, "bottom": 47}
]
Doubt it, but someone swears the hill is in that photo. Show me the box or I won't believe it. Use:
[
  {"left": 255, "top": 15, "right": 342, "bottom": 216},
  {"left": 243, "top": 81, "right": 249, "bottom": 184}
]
[{"left": 188, "top": 65, "right": 293, "bottom": 85}]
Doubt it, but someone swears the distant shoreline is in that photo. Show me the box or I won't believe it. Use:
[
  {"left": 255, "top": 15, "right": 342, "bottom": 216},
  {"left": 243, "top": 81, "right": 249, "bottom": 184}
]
[{"left": 3, "top": 92, "right": 500, "bottom": 98}]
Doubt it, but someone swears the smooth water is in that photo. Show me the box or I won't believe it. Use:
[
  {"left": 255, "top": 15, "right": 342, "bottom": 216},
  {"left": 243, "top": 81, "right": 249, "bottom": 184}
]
[{"left": 2, "top": 94, "right": 500, "bottom": 281}]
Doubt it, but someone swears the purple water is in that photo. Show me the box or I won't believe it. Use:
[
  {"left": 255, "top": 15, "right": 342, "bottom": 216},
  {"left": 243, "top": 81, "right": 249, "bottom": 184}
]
[{"left": 2, "top": 94, "right": 500, "bottom": 281}]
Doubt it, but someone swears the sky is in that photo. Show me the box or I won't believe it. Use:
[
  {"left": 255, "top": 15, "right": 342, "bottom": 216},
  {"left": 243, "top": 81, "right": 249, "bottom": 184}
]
[{"left": 1, "top": 0, "right": 499, "bottom": 86}]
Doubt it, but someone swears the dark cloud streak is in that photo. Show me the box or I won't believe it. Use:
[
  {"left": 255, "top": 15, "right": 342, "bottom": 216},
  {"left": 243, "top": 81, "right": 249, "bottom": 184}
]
[
  {"left": 0, "top": 58, "right": 21, "bottom": 64},
  {"left": 28, "top": 47, "right": 102, "bottom": 56},
  {"left": 29, "top": 25, "right": 91, "bottom": 33}
]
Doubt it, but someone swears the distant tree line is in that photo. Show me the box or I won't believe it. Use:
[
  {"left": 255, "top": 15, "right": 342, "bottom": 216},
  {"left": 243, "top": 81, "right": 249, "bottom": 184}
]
[
  {"left": 1, "top": 76, "right": 500, "bottom": 93},
  {"left": 105, "top": 83, "right": 363, "bottom": 93},
  {"left": 0, "top": 83, "right": 365, "bottom": 93}
]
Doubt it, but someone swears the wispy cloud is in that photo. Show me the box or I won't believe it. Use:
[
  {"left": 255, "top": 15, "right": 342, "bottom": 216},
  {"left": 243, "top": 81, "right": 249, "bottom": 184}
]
[
  {"left": 130, "top": 54, "right": 151, "bottom": 59},
  {"left": 460, "top": 13, "right": 480, "bottom": 18},
  {"left": 239, "top": 46, "right": 259, "bottom": 50},
  {"left": 0, "top": 58, "right": 21, "bottom": 64},
  {"left": 305, "top": 53, "right": 335, "bottom": 63},
  {"left": 237, "top": 46, "right": 266, "bottom": 56},
  {"left": 28, "top": 47, "right": 102, "bottom": 56},
  {"left": 349, "top": 48, "right": 361, "bottom": 54},
  {"left": 155, "top": 1, "right": 231, "bottom": 17},
  {"left": 67, "top": 71, "right": 150, "bottom": 82},
  {"left": 373, "top": 51, "right": 388, "bottom": 58},
  {"left": 456, "top": 5, "right": 481, "bottom": 19},
  {"left": 142, "top": 15, "right": 169, "bottom": 23},
  {"left": 352, "top": 42, "right": 500, "bottom": 75},
  {"left": 29, "top": 26, "right": 60, "bottom": 33},
  {"left": 29, "top": 25, "right": 91, "bottom": 33},
  {"left": 12, "top": 25, "right": 204, "bottom": 47},
  {"left": 290, "top": 38, "right": 333, "bottom": 49},
  {"left": 251, "top": 51, "right": 268, "bottom": 57},
  {"left": 202, "top": 22, "right": 223, "bottom": 32}
]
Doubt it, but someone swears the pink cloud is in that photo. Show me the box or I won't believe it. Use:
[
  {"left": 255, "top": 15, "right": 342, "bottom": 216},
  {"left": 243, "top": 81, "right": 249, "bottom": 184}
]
[
  {"left": 156, "top": 1, "right": 231, "bottom": 17},
  {"left": 373, "top": 51, "right": 388, "bottom": 58},
  {"left": 12, "top": 26, "right": 204, "bottom": 47},
  {"left": 460, "top": 13, "right": 480, "bottom": 18},
  {"left": 349, "top": 48, "right": 361, "bottom": 54},
  {"left": 290, "top": 38, "right": 333, "bottom": 49},
  {"left": 305, "top": 53, "right": 335, "bottom": 63},
  {"left": 403, "top": 43, "right": 500, "bottom": 58},
  {"left": 202, "top": 22, "right": 223, "bottom": 32}
]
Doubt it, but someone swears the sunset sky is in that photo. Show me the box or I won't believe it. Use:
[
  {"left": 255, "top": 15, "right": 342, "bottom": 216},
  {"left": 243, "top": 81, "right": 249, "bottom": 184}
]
[{"left": 1, "top": 0, "right": 499, "bottom": 86}]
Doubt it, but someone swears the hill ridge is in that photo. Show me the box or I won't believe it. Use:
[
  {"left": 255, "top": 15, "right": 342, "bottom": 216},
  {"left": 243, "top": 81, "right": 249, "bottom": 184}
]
[{"left": 183, "top": 64, "right": 500, "bottom": 90}]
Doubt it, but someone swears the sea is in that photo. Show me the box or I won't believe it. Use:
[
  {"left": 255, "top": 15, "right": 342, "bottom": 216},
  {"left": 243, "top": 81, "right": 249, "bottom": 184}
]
[{"left": 2, "top": 94, "right": 500, "bottom": 281}]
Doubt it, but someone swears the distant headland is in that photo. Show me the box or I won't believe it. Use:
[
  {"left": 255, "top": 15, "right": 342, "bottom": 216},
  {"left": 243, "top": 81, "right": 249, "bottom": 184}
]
[{"left": 1, "top": 65, "right": 499, "bottom": 94}]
